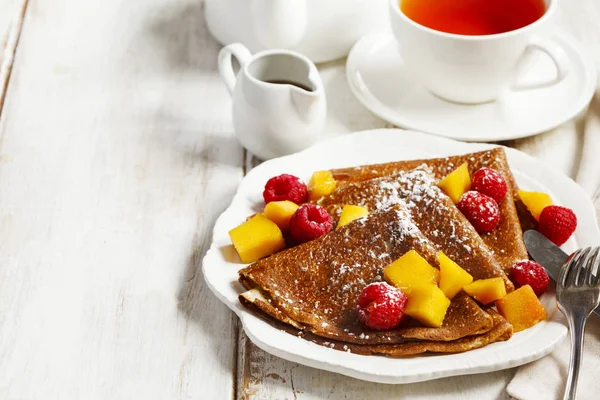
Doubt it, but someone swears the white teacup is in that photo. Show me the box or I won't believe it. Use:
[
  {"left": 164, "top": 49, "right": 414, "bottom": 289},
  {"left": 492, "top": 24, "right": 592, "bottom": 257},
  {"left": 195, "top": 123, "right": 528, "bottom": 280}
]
[
  {"left": 388, "top": 0, "right": 569, "bottom": 104},
  {"left": 218, "top": 43, "right": 326, "bottom": 160}
]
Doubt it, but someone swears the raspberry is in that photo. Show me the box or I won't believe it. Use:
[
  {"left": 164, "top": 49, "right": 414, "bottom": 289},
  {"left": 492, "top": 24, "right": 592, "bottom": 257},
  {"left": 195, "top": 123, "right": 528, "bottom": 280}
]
[
  {"left": 356, "top": 282, "right": 408, "bottom": 331},
  {"left": 263, "top": 174, "right": 308, "bottom": 205},
  {"left": 538, "top": 205, "right": 577, "bottom": 246},
  {"left": 457, "top": 191, "right": 500, "bottom": 233},
  {"left": 510, "top": 260, "right": 549, "bottom": 296},
  {"left": 288, "top": 204, "right": 333, "bottom": 244},
  {"left": 471, "top": 168, "right": 508, "bottom": 204}
]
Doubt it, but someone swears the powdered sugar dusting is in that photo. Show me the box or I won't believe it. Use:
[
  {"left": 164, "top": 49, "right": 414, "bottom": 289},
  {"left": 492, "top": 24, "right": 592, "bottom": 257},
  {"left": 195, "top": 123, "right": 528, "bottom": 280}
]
[{"left": 370, "top": 167, "right": 443, "bottom": 213}]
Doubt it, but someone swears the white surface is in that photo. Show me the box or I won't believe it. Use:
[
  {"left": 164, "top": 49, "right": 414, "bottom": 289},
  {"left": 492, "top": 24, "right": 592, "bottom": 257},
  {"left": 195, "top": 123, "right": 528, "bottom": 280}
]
[
  {"left": 0, "top": 0, "right": 21, "bottom": 58},
  {"left": 0, "top": 0, "right": 241, "bottom": 399},
  {"left": 0, "top": 0, "right": 598, "bottom": 398},
  {"left": 0, "top": 0, "right": 26, "bottom": 110},
  {"left": 346, "top": 31, "right": 596, "bottom": 141},
  {"left": 389, "top": 0, "right": 567, "bottom": 104},
  {"left": 204, "top": 0, "right": 389, "bottom": 63},
  {"left": 218, "top": 43, "right": 326, "bottom": 160},
  {"left": 202, "top": 129, "right": 600, "bottom": 384}
]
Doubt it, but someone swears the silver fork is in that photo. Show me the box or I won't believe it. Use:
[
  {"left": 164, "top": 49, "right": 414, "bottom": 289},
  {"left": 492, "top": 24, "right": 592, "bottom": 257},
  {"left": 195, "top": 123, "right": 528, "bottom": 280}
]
[{"left": 556, "top": 247, "right": 600, "bottom": 400}]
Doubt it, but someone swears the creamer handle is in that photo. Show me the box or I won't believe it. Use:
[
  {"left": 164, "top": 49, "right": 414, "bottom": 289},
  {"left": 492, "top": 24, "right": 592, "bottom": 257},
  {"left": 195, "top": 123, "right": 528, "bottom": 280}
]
[{"left": 218, "top": 43, "right": 252, "bottom": 95}]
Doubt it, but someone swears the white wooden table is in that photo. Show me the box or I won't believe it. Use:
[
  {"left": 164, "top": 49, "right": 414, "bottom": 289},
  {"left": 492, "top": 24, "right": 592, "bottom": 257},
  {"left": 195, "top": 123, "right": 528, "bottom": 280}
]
[{"left": 0, "top": 1, "right": 598, "bottom": 399}]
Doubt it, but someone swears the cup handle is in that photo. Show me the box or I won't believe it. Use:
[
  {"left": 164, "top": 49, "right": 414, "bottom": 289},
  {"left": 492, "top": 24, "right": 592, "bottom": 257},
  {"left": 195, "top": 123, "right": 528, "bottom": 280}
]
[
  {"left": 218, "top": 43, "right": 253, "bottom": 95},
  {"left": 511, "top": 37, "right": 570, "bottom": 92}
]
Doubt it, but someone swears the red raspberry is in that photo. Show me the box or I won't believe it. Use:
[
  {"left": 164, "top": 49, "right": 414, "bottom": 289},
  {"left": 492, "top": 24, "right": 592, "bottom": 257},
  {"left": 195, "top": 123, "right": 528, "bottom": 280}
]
[
  {"left": 510, "top": 260, "right": 550, "bottom": 296},
  {"left": 356, "top": 282, "right": 407, "bottom": 331},
  {"left": 263, "top": 174, "right": 308, "bottom": 205},
  {"left": 538, "top": 205, "right": 577, "bottom": 246},
  {"left": 288, "top": 204, "right": 333, "bottom": 243},
  {"left": 457, "top": 191, "right": 500, "bottom": 233},
  {"left": 471, "top": 168, "right": 508, "bottom": 204}
]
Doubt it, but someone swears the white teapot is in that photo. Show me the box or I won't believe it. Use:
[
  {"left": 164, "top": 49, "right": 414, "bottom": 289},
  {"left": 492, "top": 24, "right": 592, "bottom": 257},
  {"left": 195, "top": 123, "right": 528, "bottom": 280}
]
[
  {"left": 218, "top": 43, "right": 326, "bottom": 160},
  {"left": 205, "top": 0, "right": 388, "bottom": 63}
]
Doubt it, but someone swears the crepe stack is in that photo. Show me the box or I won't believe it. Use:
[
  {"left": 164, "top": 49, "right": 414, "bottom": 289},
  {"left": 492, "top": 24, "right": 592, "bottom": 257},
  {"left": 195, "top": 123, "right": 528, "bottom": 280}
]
[{"left": 239, "top": 148, "right": 525, "bottom": 356}]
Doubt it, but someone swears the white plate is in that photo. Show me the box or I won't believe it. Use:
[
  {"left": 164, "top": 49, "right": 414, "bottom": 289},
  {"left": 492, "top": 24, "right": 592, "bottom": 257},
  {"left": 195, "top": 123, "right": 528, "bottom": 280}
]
[
  {"left": 202, "top": 129, "right": 600, "bottom": 384},
  {"left": 346, "top": 31, "right": 597, "bottom": 142}
]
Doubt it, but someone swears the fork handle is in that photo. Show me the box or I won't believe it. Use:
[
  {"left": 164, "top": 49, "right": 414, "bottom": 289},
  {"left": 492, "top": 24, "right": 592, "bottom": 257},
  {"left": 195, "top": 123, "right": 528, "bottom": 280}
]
[{"left": 564, "top": 311, "right": 588, "bottom": 400}]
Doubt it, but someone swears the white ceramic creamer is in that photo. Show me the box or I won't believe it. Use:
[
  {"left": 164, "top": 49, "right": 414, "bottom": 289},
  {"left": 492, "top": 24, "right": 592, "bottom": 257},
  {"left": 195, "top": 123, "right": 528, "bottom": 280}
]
[{"left": 218, "top": 43, "right": 326, "bottom": 160}]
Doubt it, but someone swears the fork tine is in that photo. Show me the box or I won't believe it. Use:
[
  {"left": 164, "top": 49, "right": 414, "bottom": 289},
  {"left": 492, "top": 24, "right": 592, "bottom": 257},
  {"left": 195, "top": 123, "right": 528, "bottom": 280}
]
[
  {"left": 560, "top": 251, "right": 576, "bottom": 287},
  {"left": 559, "top": 257, "right": 573, "bottom": 287},
  {"left": 579, "top": 248, "right": 595, "bottom": 286},
  {"left": 562, "top": 248, "right": 588, "bottom": 287},
  {"left": 576, "top": 247, "right": 595, "bottom": 287},
  {"left": 587, "top": 247, "right": 600, "bottom": 287}
]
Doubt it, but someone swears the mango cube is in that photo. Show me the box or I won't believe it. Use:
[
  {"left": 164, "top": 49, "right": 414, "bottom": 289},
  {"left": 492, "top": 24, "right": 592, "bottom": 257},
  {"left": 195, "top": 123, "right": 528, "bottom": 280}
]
[
  {"left": 384, "top": 250, "right": 439, "bottom": 293},
  {"left": 337, "top": 205, "right": 369, "bottom": 228},
  {"left": 405, "top": 284, "right": 451, "bottom": 327},
  {"left": 463, "top": 277, "right": 507, "bottom": 305},
  {"left": 518, "top": 190, "right": 552, "bottom": 221},
  {"left": 437, "top": 162, "right": 471, "bottom": 203},
  {"left": 264, "top": 200, "right": 299, "bottom": 231},
  {"left": 496, "top": 285, "right": 547, "bottom": 332},
  {"left": 228, "top": 214, "right": 286, "bottom": 263},
  {"left": 308, "top": 171, "right": 337, "bottom": 201},
  {"left": 437, "top": 251, "right": 473, "bottom": 299}
]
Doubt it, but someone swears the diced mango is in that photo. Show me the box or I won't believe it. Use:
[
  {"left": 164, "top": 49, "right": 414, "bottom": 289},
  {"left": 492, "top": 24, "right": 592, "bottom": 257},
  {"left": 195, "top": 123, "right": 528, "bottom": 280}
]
[
  {"left": 405, "top": 284, "right": 451, "bottom": 327},
  {"left": 496, "top": 285, "right": 547, "bottom": 332},
  {"left": 437, "top": 162, "right": 471, "bottom": 203},
  {"left": 463, "top": 277, "right": 507, "bottom": 305},
  {"left": 518, "top": 190, "right": 553, "bottom": 221},
  {"left": 308, "top": 171, "right": 337, "bottom": 201},
  {"left": 384, "top": 250, "right": 439, "bottom": 294},
  {"left": 264, "top": 200, "right": 299, "bottom": 231},
  {"left": 245, "top": 213, "right": 259, "bottom": 221},
  {"left": 437, "top": 251, "right": 473, "bottom": 299},
  {"left": 228, "top": 214, "right": 286, "bottom": 263},
  {"left": 337, "top": 205, "right": 369, "bottom": 228}
]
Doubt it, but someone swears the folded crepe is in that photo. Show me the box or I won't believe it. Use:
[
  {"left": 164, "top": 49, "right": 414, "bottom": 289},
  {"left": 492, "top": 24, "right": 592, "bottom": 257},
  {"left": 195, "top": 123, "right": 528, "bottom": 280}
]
[
  {"left": 239, "top": 200, "right": 513, "bottom": 354},
  {"left": 328, "top": 147, "right": 528, "bottom": 272}
]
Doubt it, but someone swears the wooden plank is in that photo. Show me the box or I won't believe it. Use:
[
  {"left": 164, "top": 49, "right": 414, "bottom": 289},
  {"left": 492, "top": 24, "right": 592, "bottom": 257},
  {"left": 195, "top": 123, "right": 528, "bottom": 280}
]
[
  {"left": 0, "top": 0, "right": 244, "bottom": 398},
  {"left": 0, "top": 0, "right": 24, "bottom": 57},
  {"left": 0, "top": 0, "right": 28, "bottom": 111}
]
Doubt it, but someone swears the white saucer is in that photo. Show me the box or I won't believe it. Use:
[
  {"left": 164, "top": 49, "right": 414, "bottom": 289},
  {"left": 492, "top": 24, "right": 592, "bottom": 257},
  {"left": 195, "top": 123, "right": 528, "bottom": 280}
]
[{"left": 346, "top": 31, "right": 596, "bottom": 142}]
